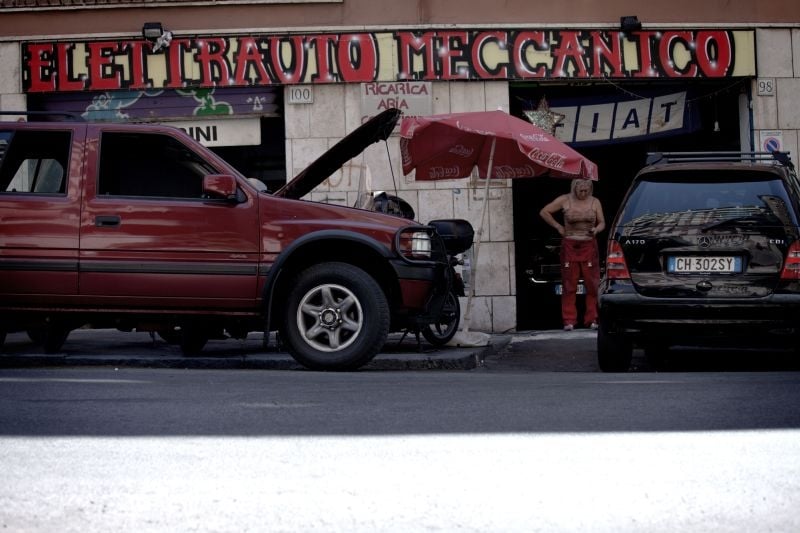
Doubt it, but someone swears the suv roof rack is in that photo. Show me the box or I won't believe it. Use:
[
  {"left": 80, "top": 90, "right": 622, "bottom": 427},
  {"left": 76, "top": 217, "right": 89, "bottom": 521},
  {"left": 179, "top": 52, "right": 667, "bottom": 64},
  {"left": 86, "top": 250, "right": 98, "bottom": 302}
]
[
  {"left": 0, "top": 110, "right": 82, "bottom": 121},
  {"left": 646, "top": 151, "right": 794, "bottom": 170}
]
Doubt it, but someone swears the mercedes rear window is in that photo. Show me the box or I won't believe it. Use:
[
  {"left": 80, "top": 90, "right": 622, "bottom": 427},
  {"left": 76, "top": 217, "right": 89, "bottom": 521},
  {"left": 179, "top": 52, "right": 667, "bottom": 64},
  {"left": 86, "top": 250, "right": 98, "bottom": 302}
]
[{"left": 617, "top": 169, "right": 798, "bottom": 228}]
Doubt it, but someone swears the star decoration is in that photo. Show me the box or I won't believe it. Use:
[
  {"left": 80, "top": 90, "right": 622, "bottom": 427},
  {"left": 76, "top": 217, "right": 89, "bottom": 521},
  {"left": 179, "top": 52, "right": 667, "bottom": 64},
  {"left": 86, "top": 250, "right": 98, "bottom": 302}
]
[{"left": 523, "top": 97, "right": 565, "bottom": 135}]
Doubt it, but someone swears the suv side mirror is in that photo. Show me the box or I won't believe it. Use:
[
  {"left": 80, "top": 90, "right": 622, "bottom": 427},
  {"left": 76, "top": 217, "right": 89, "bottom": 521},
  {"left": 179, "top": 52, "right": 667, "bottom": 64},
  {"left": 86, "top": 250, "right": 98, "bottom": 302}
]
[{"left": 203, "top": 174, "right": 240, "bottom": 203}]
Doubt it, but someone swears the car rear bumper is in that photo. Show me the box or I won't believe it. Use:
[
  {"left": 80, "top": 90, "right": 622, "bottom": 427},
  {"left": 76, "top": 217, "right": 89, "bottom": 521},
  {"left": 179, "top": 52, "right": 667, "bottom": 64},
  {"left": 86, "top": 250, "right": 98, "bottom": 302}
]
[{"left": 599, "top": 293, "right": 800, "bottom": 346}]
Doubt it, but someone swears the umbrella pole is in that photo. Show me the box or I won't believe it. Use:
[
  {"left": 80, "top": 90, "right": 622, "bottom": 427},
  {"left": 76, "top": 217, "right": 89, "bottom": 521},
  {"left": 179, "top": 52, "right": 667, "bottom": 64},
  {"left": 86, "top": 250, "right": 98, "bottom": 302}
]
[{"left": 462, "top": 136, "right": 496, "bottom": 334}]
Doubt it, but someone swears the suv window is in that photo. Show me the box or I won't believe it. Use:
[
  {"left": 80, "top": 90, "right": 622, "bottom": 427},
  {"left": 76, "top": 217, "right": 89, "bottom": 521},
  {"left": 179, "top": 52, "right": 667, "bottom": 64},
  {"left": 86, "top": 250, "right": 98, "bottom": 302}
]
[
  {"left": 98, "top": 132, "right": 217, "bottom": 198},
  {"left": 0, "top": 130, "right": 71, "bottom": 194},
  {"left": 617, "top": 170, "right": 797, "bottom": 228}
]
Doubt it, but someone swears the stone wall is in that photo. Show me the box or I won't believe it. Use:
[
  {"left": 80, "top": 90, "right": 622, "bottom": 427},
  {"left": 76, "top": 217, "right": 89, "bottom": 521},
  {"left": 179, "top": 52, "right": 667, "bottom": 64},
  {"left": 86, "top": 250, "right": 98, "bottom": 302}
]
[
  {"left": 754, "top": 29, "right": 799, "bottom": 157},
  {"left": 0, "top": 42, "right": 25, "bottom": 116},
  {"left": 284, "top": 81, "right": 517, "bottom": 333}
]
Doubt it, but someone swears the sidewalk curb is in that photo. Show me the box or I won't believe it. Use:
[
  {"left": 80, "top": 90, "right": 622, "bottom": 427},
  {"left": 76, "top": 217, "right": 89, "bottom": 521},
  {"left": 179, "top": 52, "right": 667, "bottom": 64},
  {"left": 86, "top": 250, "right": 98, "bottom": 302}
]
[{"left": 0, "top": 333, "right": 515, "bottom": 371}]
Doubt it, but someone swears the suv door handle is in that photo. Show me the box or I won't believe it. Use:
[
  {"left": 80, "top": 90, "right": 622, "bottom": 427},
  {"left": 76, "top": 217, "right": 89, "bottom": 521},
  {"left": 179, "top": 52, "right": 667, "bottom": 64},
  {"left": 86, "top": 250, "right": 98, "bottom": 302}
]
[{"left": 95, "top": 215, "right": 121, "bottom": 227}]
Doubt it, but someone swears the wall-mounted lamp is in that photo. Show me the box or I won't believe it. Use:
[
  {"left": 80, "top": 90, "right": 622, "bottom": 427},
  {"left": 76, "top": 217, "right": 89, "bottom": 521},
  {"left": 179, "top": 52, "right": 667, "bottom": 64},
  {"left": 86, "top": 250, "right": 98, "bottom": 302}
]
[
  {"left": 619, "top": 16, "right": 642, "bottom": 33},
  {"left": 142, "top": 22, "right": 164, "bottom": 40},
  {"left": 142, "top": 22, "right": 172, "bottom": 52}
]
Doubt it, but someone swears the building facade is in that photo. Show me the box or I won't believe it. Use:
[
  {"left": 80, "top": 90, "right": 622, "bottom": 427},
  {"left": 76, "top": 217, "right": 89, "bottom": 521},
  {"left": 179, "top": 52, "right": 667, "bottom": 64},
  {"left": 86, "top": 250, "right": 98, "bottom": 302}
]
[{"left": 1, "top": 0, "right": 799, "bottom": 332}]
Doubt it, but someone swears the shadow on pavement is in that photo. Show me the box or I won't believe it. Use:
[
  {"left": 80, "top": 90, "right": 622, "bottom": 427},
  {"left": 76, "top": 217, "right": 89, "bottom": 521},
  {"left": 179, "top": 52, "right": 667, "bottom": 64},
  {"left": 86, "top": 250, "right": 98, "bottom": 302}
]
[{"left": 482, "top": 329, "right": 800, "bottom": 373}]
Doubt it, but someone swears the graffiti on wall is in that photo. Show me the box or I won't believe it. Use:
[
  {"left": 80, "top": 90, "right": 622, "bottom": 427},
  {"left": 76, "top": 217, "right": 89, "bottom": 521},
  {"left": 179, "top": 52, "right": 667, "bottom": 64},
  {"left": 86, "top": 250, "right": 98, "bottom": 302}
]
[
  {"left": 22, "top": 29, "right": 756, "bottom": 93},
  {"left": 30, "top": 86, "right": 279, "bottom": 121}
]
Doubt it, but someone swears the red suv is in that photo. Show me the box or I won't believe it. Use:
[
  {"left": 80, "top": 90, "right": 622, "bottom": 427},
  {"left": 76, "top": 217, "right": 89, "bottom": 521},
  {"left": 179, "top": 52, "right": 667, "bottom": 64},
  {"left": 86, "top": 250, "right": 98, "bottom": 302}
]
[{"left": 0, "top": 109, "right": 450, "bottom": 370}]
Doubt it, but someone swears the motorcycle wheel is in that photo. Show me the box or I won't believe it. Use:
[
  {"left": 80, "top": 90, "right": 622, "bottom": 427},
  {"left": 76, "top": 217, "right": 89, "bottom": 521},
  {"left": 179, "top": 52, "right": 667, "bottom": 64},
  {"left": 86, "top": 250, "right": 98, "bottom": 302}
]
[{"left": 421, "top": 291, "right": 461, "bottom": 346}]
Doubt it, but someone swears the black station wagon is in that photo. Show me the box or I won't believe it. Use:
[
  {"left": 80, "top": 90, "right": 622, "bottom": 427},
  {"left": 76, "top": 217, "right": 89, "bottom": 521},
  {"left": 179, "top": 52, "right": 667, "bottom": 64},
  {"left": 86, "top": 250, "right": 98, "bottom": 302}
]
[{"left": 597, "top": 151, "right": 800, "bottom": 371}]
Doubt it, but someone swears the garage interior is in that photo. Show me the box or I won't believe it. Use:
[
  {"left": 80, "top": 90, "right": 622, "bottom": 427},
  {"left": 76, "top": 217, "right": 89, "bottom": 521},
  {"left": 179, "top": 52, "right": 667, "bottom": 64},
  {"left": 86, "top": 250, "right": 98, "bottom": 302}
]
[{"left": 511, "top": 79, "right": 749, "bottom": 329}]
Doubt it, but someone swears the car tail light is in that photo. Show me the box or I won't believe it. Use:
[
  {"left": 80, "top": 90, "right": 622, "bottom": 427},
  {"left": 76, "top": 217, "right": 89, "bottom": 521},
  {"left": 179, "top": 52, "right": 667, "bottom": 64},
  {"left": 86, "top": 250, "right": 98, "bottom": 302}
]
[
  {"left": 780, "top": 241, "right": 800, "bottom": 279},
  {"left": 605, "top": 240, "right": 631, "bottom": 280}
]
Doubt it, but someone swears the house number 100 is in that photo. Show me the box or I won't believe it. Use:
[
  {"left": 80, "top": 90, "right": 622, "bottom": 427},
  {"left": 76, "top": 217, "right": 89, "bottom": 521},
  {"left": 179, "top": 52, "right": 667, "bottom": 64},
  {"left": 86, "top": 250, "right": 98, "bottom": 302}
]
[{"left": 288, "top": 86, "right": 314, "bottom": 104}]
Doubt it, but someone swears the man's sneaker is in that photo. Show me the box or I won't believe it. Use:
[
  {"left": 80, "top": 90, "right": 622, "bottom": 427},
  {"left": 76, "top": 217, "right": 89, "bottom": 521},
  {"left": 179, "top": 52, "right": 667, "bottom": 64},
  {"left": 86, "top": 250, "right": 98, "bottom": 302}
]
[
  {"left": 563, "top": 324, "right": 574, "bottom": 331},
  {"left": 589, "top": 322, "right": 598, "bottom": 330}
]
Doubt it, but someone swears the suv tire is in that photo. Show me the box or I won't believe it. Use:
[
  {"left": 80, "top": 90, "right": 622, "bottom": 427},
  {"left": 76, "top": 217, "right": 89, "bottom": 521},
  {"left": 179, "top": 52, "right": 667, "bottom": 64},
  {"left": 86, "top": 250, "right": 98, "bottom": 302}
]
[
  {"left": 282, "top": 262, "right": 390, "bottom": 371},
  {"left": 597, "top": 323, "right": 632, "bottom": 372}
]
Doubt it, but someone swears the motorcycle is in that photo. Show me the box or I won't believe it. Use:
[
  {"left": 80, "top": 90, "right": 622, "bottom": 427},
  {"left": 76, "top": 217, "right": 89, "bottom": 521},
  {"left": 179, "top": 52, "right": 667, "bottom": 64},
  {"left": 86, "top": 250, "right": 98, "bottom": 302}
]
[
  {"left": 422, "top": 218, "right": 474, "bottom": 345},
  {"left": 360, "top": 191, "right": 474, "bottom": 346}
]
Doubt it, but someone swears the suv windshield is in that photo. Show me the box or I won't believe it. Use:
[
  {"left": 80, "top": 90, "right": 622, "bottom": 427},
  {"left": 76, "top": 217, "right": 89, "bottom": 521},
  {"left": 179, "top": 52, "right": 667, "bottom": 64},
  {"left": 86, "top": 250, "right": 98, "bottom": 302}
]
[{"left": 617, "top": 170, "right": 798, "bottom": 229}]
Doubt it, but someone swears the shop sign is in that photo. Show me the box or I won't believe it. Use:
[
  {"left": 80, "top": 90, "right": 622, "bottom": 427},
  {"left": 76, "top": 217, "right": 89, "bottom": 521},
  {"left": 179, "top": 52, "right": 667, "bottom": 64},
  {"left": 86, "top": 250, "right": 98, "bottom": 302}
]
[
  {"left": 360, "top": 82, "right": 431, "bottom": 123},
  {"left": 167, "top": 117, "right": 261, "bottom": 147},
  {"left": 21, "top": 29, "right": 755, "bottom": 93},
  {"left": 535, "top": 91, "right": 698, "bottom": 146}
]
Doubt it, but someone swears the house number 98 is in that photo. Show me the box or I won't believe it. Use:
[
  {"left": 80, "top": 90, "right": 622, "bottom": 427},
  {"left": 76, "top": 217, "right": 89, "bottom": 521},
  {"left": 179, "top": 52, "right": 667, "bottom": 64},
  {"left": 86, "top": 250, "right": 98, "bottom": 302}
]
[{"left": 757, "top": 78, "right": 775, "bottom": 97}]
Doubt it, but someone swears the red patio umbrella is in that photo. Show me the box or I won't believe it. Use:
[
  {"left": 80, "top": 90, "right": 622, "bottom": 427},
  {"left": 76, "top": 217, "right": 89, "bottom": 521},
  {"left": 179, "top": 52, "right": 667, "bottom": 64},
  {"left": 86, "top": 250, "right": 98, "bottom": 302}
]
[
  {"left": 399, "top": 110, "right": 598, "bottom": 335},
  {"left": 400, "top": 109, "right": 598, "bottom": 181}
]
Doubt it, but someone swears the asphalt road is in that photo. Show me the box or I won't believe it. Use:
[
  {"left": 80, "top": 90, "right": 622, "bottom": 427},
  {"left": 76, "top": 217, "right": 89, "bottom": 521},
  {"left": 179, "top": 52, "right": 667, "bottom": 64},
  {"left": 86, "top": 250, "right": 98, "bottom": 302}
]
[{"left": 2, "top": 363, "right": 800, "bottom": 532}]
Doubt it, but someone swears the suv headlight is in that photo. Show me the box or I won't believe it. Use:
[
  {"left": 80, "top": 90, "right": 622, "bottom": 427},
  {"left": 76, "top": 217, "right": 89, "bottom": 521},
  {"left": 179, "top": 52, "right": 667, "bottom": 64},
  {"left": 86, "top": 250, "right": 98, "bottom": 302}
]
[{"left": 398, "top": 229, "right": 432, "bottom": 260}]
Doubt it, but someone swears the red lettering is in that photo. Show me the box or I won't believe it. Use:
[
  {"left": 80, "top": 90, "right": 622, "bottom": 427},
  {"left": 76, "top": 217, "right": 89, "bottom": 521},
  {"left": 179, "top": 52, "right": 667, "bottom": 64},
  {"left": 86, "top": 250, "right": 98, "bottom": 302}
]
[
  {"left": 194, "top": 37, "right": 232, "bottom": 87},
  {"left": 695, "top": 31, "right": 733, "bottom": 77},
  {"left": 19, "top": 28, "right": 745, "bottom": 93},
  {"left": 438, "top": 31, "right": 469, "bottom": 80},
  {"left": 121, "top": 40, "right": 151, "bottom": 89},
  {"left": 56, "top": 43, "right": 84, "bottom": 91},
  {"left": 471, "top": 31, "right": 509, "bottom": 79},
  {"left": 631, "top": 31, "right": 658, "bottom": 78},
  {"left": 233, "top": 37, "right": 271, "bottom": 85},
  {"left": 658, "top": 32, "right": 699, "bottom": 77},
  {"left": 378, "top": 98, "right": 409, "bottom": 110},
  {"left": 165, "top": 38, "right": 191, "bottom": 88},
  {"left": 267, "top": 36, "right": 306, "bottom": 83},
  {"left": 24, "top": 43, "right": 56, "bottom": 92},
  {"left": 511, "top": 31, "right": 547, "bottom": 78},
  {"left": 337, "top": 33, "right": 378, "bottom": 82},
  {"left": 395, "top": 32, "right": 438, "bottom": 80},
  {"left": 308, "top": 34, "right": 339, "bottom": 82},
  {"left": 86, "top": 42, "right": 123, "bottom": 91},
  {"left": 591, "top": 31, "right": 624, "bottom": 77},
  {"left": 551, "top": 31, "right": 589, "bottom": 77}
]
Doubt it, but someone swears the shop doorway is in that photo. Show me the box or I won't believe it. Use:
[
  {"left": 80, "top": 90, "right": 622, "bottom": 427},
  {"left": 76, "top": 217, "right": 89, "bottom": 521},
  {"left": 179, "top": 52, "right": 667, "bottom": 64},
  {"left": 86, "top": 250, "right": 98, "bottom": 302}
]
[{"left": 510, "top": 81, "right": 748, "bottom": 330}]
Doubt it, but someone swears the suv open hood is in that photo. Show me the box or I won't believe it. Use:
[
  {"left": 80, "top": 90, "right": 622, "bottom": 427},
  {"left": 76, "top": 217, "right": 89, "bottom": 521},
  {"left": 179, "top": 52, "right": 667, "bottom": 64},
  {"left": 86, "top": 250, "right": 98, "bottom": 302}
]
[{"left": 273, "top": 108, "right": 401, "bottom": 200}]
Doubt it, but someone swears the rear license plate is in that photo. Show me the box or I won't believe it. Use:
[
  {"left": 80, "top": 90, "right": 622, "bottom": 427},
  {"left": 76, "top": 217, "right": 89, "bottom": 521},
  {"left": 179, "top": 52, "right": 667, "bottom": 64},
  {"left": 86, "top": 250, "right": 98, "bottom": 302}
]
[
  {"left": 667, "top": 256, "right": 742, "bottom": 273},
  {"left": 554, "top": 283, "right": 586, "bottom": 295}
]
